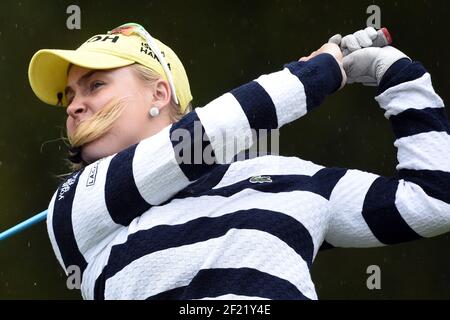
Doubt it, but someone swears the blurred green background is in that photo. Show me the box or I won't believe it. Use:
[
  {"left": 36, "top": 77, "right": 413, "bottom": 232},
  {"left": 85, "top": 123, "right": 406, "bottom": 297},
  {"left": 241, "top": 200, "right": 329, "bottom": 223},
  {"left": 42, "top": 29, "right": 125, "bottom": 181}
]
[{"left": 0, "top": 0, "right": 449, "bottom": 299}]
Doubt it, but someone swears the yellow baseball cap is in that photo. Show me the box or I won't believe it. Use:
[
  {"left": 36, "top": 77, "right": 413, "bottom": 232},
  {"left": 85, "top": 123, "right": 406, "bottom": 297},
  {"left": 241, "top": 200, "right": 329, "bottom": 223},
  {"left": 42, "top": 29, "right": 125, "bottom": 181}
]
[{"left": 28, "top": 23, "right": 192, "bottom": 113}]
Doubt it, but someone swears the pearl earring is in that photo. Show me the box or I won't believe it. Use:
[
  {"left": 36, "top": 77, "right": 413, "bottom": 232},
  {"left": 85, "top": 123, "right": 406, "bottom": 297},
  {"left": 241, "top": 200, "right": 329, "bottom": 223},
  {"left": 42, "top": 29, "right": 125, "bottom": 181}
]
[{"left": 149, "top": 106, "right": 160, "bottom": 117}]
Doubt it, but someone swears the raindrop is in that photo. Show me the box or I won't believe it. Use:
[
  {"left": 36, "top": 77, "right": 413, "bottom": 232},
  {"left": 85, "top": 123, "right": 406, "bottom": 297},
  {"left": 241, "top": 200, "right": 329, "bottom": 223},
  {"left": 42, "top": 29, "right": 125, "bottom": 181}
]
[
  {"left": 34, "top": 282, "right": 37, "bottom": 286},
  {"left": 28, "top": 241, "right": 31, "bottom": 248},
  {"left": 0, "top": 161, "right": 2, "bottom": 167}
]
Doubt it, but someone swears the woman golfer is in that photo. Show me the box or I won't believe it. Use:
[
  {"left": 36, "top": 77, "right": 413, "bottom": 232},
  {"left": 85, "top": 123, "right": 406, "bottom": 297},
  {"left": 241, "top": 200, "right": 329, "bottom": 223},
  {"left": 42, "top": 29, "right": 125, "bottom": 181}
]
[{"left": 28, "top": 23, "right": 450, "bottom": 300}]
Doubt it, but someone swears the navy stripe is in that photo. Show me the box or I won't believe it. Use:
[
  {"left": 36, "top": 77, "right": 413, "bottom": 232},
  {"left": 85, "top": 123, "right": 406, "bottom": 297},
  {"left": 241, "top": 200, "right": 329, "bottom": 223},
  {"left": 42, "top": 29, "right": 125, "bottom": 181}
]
[
  {"left": 105, "top": 144, "right": 151, "bottom": 226},
  {"left": 52, "top": 169, "right": 87, "bottom": 274},
  {"left": 378, "top": 59, "right": 427, "bottom": 95},
  {"left": 397, "top": 169, "right": 450, "bottom": 205},
  {"left": 94, "top": 209, "right": 314, "bottom": 298},
  {"left": 169, "top": 164, "right": 230, "bottom": 202},
  {"left": 147, "top": 268, "right": 310, "bottom": 300},
  {"left": 174, "top": 168, "right": 347, "bottom": 201},
  {"left": 170, "top": 111, "right": 219, "bottom": 181},
  {"left": 362, "top": 177, "right": 422, "bottom": 245},
  {"left": 390, "top": 107, "right": 450, "bottom": 139},
  {"left": 285, "top": 53, "right": 342, "bottom": 111},
  {"left": 231, "top": 81, "right": 278, "bottom": 129},
  {"left": 312, "top": 168, "right": 348, "bottom": 199}
]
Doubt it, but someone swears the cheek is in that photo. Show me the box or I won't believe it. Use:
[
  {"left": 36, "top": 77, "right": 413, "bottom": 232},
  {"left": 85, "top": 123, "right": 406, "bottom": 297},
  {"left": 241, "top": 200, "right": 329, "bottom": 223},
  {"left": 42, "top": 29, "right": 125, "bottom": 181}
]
[
  {"left": 66, "top": 117, "right": 75, "bottom": 137},
  {"left": 110, "top": 106, "right": 148, "bottom": 144}
]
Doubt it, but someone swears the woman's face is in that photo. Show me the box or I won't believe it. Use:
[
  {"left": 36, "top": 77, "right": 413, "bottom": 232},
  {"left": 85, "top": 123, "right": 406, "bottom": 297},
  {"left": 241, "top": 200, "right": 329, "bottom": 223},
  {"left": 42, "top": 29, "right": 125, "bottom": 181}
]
[{"left": 65, "top": 65, "right": 172, "bottom": 164}]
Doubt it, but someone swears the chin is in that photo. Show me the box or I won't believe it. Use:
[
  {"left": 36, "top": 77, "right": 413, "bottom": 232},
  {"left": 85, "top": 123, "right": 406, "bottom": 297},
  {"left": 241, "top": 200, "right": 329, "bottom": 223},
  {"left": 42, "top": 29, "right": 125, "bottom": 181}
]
[{"left": 81, "top": 138, "right": 116, "bottom": 164}]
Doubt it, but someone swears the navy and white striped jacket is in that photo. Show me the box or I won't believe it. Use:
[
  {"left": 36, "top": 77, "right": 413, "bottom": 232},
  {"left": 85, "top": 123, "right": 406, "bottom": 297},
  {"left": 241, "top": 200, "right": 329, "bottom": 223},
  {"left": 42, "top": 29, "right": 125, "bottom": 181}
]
[{"left": 46, "top": 54, "right": 450, "bottom": 300}]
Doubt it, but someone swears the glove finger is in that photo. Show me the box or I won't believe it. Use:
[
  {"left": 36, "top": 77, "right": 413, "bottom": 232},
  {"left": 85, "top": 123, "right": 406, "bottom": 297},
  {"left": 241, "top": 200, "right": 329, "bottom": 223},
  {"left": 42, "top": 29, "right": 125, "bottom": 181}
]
[
  {"left": 364, "top": 26, "right": 378, "bottom": 40},
  {"left": 328, "top": 34, "right": 342, "bottom": 45},
  {"left": 341, "top": 34, "right": 361, "bottom": 53},
  {"left": 354, "top": 30, "right": 373, "bottom": 48},
  {"left": 342, "top": 55, "right": 354, "bottom": 73}
]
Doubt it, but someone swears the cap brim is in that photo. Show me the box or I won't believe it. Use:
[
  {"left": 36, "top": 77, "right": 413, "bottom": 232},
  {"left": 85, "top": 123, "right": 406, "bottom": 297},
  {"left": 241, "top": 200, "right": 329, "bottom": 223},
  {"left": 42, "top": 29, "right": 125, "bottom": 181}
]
[{"left": 28, "top": 49, "right": 135, "bottom": 106}]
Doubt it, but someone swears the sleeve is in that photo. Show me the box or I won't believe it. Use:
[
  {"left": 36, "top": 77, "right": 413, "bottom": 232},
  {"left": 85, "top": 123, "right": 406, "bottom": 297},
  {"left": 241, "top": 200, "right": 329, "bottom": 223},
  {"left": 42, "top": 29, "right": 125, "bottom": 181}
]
[
  {"left": 323, "top": 58, "right": 450, "bottom": 249},
  {"left": 47, "top": 53, "right": 344, "bottom": 272}
]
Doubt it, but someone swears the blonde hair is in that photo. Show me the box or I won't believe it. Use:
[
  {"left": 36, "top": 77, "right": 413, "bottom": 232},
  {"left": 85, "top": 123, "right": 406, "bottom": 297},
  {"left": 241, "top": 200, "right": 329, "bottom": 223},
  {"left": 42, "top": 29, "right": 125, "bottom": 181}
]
[{"left": 57, "top": 63, "right": 192, "bottom": 177}]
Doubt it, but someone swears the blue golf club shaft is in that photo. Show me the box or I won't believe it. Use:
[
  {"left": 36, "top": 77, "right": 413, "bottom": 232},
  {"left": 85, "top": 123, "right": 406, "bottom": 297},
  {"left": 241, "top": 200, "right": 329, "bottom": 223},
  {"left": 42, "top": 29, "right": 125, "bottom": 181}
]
[{"left": 0, "top": 210, "right": 47, "bottom": 241}]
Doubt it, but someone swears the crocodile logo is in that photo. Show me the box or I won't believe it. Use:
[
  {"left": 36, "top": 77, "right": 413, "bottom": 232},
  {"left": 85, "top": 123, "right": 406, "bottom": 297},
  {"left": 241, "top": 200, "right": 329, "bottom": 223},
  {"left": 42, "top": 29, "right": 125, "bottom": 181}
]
[{"left": 249, "top": 175, "right": 273, "bottom": 184}]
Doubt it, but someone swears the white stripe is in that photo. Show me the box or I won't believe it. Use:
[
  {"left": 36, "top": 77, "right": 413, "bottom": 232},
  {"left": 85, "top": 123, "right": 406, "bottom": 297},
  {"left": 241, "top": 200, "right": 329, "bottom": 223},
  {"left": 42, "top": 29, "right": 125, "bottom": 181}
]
[
  {"left": 81, "top": 237, "right": 122, "bottom": 300},
  {"left": 214, "top": 155, "right": 323, "bottom": 189},
  {"left": 327, "top": 169, "right": 384, "bottom": 248},
  {"left": 255, "top": 68, "right": 307, "bottom": 127},
  {"left": 71, "top": 157, "right": 122, "bottom": 262},
  {"left": 46, "top": 191, "right": 66, "bottom": 274},
  {"left": 130, "top": 188, "right": 329, "bottom": 257},
  {"left": 395, "top": 131, "right": 450, "bottom": 172},
  {"left": 104, "top": 229, "right": 317, "bottom": 300},
  {"left": 81, "top": 229, "right": 129, "bottom": 300},
  {"left": 134, "top": 125, "right": 190, "bottom": 204},
  {"left": 395, "top": 180, "right": 450, "bottom": 237},
  {"left": 84, "top": 186, "right": 329, "bottom": 299},
  {"left": 375, "top": 73, "right": 445, "bottom": 119},
  {"left": 195, "top": 294, "right": 270, "bottom": 300},
  {"left": 196, "top": 93, "right": 253, "bottom": 164}
]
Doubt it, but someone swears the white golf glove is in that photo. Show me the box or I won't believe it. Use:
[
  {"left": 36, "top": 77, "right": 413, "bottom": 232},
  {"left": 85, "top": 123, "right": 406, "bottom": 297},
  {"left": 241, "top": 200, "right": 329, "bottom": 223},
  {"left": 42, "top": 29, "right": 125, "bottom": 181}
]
[
  {"left": 329, "top": 27, "right": 380, "bottom": 56},
  {"left": 343, "top": 46, "right": 410, "bottom": 86}
]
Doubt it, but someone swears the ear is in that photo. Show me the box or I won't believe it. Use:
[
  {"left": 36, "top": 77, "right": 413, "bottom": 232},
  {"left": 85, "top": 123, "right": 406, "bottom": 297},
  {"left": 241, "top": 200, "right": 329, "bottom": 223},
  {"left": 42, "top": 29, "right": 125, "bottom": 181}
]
[{"left": 152, "top": 79, "right": 172, "bottom": 108}]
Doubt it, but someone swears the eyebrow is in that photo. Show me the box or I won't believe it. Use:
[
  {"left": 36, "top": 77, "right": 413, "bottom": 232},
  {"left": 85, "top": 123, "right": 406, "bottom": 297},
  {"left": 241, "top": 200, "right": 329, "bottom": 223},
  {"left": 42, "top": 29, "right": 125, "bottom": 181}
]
[{"left": 65, "top": 70, "right": 106, "bottom": 97}]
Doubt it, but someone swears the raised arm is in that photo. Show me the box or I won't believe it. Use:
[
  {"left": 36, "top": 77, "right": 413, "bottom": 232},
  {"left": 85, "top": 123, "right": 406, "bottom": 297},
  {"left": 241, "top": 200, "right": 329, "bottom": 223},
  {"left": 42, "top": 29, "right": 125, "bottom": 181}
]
[
  {"left": 47, "top": 52, "right": 344, "bottom": 273},
  {"left": 324, "top": 50, "right": 450, "bottom": 248}
]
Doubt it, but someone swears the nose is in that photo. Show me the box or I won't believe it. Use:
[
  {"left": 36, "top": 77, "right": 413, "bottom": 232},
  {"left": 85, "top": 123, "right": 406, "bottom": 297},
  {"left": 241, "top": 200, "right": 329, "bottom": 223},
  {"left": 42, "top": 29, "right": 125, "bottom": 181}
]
[{"left": 66, "top": 97, "right": 87, "bottom": 119}]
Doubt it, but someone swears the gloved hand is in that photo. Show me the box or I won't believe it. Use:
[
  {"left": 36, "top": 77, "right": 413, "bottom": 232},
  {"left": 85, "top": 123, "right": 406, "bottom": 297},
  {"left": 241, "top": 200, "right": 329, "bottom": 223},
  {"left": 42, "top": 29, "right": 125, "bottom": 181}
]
[
  {"left": 329, "top": 27, "right": 381, "bottom": 56},
  {"left": 343, "top": 46, "right": 410, "bottom": 86}
]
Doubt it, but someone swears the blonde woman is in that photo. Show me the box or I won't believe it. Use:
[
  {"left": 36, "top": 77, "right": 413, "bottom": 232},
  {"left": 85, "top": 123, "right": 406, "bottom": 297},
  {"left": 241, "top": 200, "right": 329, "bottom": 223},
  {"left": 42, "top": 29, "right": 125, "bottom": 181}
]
[{"left": 28, "top": 23, "right": 450, "bottom": 300}]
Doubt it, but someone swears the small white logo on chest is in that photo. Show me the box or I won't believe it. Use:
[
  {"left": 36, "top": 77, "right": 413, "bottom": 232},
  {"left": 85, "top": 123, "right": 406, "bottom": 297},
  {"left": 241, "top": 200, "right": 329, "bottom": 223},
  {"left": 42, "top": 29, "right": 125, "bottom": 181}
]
[
  {"left": 58, "top": 171, "right": 80, "bottom": 201},
  {"left": 86, "top": 161, "right": 100, "bottom": 187}
]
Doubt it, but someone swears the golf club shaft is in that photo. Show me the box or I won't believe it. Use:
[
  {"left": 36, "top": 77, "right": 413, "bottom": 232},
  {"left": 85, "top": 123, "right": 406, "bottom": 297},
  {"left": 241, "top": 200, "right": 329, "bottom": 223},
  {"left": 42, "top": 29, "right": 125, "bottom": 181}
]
[{"left": 0, "top": 210, "right": 47, "bottom": 241}]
